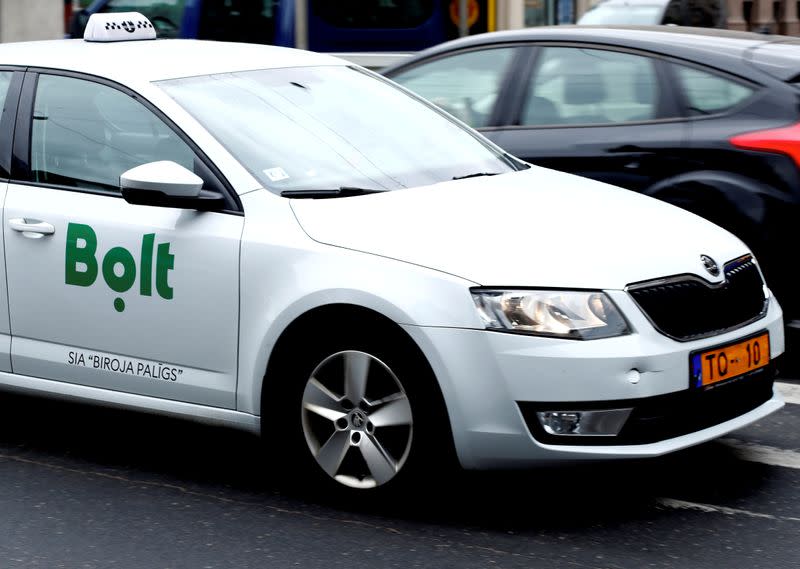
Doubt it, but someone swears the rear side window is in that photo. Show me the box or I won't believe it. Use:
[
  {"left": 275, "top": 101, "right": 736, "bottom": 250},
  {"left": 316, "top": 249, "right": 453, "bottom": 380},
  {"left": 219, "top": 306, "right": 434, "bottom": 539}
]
[
  {"left": 663, "top": 0, "right": 723, "bottom": 26},
  {"left": 31, "top": 74, "right": 194, "bottom": 192},
  {"left": 390, "top": 47, "right": 517, "bottom": 127},
  {"left": 100, "top": 0, "right": 185, "bottom": 38},
  {"left": 522, "top": 47, "right": 660, "bottom": 126},
  {"left": 673, "top": 65, "right": 755, "bottom": 116}
]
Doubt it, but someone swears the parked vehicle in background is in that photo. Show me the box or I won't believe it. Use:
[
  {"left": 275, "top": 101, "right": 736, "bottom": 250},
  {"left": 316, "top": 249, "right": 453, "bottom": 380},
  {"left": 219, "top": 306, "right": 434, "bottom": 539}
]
[
  {"left": 577, "top": 0, "right": 725, "bottom": 27},
  {"left": 384, "top": 26, "right": 800, "bottom": 331},
  {"left": 69, "top": 0, "right": 497, "bottom": 51}
]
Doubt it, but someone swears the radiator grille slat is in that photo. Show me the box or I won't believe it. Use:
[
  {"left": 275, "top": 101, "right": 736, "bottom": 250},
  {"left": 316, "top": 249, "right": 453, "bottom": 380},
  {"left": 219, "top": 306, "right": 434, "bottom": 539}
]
[{"left": 628, "top": 257, "right": 768, "bottom": 341}]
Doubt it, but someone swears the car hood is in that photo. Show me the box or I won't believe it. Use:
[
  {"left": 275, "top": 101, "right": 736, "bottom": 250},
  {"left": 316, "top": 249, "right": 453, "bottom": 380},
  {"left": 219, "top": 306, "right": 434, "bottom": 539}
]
[{"left": 289, "top": 168, "right": 749, "bottom": 289}]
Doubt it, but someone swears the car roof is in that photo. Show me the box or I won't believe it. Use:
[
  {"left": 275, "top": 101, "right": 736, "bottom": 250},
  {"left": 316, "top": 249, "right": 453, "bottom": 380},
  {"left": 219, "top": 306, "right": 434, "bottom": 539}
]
[
  {"left": 384, "top": 26, "right": 795, "bottom": 79},
  {"left": 0, "top": 39, "right": 344, "bottom": 86}
]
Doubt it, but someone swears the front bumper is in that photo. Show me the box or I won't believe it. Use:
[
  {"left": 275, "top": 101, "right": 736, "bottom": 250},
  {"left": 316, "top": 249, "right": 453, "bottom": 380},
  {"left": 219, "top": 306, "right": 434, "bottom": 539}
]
[{"left": 402, "top": 291, "right": 785, "bottom": 469}]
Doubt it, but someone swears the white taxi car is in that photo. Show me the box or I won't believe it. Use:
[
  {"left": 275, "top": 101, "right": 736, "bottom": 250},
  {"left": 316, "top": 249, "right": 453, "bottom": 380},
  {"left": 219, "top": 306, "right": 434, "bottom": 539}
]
[{"left": 0, "top": 13, "right": 784, "bottom": 495}]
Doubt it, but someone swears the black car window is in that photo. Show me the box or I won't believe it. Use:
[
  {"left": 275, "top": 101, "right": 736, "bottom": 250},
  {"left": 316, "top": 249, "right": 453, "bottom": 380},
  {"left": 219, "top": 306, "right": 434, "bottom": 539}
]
[
  {"left": 663, "top": 0, "right": 723, "bottom": 26},
  {"left": 522, "top": 47, "right": 661, "bottom": 126},
  {"left": 673, "top": 64, "right": 755, "bottom": 116},
  {"left": 389, "top": 47, "right": 517, "bottom": 128},
  {"left": 99, "top": 0, "right": 185, "bottom": 38},
  {"left": 31, "top": 74, "right": 195, "bottom": 193}
]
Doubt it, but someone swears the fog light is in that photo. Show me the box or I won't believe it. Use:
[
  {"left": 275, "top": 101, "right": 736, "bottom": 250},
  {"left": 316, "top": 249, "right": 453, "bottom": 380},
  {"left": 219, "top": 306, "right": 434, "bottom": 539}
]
[{"left": 536, "top": 408, "right": 632, "bottom": 436}]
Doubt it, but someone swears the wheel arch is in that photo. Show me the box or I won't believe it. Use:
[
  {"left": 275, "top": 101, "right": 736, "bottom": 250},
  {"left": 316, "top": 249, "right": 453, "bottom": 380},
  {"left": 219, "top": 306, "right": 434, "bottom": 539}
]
[
  {"left": 643, "top": 169, "right": 788, "bottom": 233},
  {"left": 258, "top": 301, "right": 458, "bottom": 454}
]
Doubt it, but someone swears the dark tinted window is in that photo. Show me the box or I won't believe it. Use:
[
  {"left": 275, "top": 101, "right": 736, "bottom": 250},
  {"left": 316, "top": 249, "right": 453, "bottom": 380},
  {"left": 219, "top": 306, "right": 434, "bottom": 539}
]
[
  {"left": 310, "top": 0, "right": 433, "bottom": 28},
  {"left": 683, "top": 0, "right": 724, "bottom": 28},
  {"left": 31, "top": 75, "right": 194, "bottom": 192},
  {"left": 198, "top": 0, "right": 278, "bottom": 44},
  {"left": 663, "top": 0, "right": 723, "bottom": 26},
  {"left": 390, "top": 47, "right": 517, "bottom": 127}
]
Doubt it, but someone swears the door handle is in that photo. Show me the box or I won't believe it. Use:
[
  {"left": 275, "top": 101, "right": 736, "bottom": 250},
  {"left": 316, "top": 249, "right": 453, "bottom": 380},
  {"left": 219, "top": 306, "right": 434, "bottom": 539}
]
[{"left": 8, "top": 218, "right": 56, "bottom": 238}]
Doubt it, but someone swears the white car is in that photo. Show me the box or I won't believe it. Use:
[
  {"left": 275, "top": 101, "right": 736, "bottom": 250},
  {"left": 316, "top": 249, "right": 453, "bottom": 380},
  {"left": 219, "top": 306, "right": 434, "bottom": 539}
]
[{"left": 0, "top": 13, "right": 784, "bottom": 495}]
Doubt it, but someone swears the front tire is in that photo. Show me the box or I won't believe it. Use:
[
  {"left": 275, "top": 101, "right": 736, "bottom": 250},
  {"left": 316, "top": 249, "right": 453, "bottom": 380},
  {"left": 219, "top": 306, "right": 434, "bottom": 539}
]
[{"left": 270, "top": 325, "right": 453, "bottom": 499}]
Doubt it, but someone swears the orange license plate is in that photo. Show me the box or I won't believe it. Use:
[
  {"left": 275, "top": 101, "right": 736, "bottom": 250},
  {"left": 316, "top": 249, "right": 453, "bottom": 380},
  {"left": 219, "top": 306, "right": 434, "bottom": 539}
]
[{"left": 691, "top": 332, "right": 770, "bottom": 388}]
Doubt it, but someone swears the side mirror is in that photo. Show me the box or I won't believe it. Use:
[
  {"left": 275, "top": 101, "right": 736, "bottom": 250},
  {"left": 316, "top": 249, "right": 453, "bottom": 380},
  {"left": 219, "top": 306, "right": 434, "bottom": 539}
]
[{"left": 120, "top": 161, "right": 224, "bottom": 211}]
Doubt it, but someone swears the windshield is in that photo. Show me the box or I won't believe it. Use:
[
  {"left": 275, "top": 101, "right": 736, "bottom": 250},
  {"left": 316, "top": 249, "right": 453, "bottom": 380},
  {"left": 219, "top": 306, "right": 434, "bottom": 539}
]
[
  {"left": 578, "top": 4, "right": 664, "bottom": 24},
  {"left": 158, "top": 66, "right": 518, "bottom": 195}
]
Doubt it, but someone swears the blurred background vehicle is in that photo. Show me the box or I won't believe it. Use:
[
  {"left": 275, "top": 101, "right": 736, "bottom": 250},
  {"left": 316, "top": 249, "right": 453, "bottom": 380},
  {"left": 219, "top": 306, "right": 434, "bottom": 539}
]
[
  {"left": 577, "top": 0, "right": 726, "bottom": 27},
  {"left": 384, "top": 26, "right": 800, "bottom": 329},
  {"left": 5, "top": 0, "right": 800, "bottom": 45},
  {"left": 69, "top": 0, "right": 499, "bottom": 51}
]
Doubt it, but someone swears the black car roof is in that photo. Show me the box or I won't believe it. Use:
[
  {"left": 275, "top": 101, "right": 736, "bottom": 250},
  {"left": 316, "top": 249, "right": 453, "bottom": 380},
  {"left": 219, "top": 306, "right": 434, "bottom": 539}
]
[{"left": 385, "top": 26, "right": 800, "bottom": 82}]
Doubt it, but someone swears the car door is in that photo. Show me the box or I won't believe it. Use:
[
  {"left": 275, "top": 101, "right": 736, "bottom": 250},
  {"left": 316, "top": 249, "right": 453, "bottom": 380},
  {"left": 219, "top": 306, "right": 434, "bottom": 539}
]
[
  {"left": 491, "top": 45, "right": 690, "bottom": 192},
  {"left": 0, "top": 69, "right": 22, "bottom": 374},
  {"left": 3, "top": 71, "right": 243, "bottom": 408}
]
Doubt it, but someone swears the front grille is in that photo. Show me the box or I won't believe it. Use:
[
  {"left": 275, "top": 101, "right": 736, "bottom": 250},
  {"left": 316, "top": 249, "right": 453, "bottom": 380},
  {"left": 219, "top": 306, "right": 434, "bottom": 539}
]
[
  {"left": 518, "top": 360, "right": 777, "bottom": 446},
  {"left": 627, "top": 256, "right": 767, "bottom": 341}
]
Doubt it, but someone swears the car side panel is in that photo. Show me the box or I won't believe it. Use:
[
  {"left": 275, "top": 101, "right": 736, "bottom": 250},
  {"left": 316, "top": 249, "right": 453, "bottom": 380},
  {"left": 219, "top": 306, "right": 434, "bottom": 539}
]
[
  {"left": 487, "top": 120, "right": 690, "bottom": 192},
  {"left": 235, "top": 190, "right": 482, "bottom": 417}
]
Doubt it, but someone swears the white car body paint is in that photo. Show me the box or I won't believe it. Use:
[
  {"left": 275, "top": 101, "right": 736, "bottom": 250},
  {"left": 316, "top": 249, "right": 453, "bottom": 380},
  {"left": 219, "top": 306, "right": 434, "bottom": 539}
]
[
  {"left": 0, "top": 37, "right": 785, "bottom": 472},
  {"left": 289, "top": 167, "right": 745, "bottom": 289}
]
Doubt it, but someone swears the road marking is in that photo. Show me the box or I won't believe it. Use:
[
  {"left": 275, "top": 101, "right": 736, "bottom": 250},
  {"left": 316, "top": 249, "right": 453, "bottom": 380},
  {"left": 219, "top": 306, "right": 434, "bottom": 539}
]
[
  {"left": 719, "top": 437, "right": 800, "bottom": 470},
  {"left": 657, "top": 498, "right": 800, "bottom": 522},
  {"left": 776, "top": 381, "right": 800, "bottom": 405}
]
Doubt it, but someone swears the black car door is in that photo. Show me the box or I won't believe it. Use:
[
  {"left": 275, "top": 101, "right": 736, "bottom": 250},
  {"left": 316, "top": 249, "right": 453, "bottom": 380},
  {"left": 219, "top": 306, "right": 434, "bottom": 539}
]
[{"left": 488, "top": 44, "right": 690, "bottom": 193}]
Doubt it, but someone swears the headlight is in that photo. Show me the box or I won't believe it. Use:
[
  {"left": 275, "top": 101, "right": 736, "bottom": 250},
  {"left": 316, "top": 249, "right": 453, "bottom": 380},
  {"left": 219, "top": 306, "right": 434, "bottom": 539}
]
[{"left": 471, "top": 289, "right": 630, "bottom": 340}]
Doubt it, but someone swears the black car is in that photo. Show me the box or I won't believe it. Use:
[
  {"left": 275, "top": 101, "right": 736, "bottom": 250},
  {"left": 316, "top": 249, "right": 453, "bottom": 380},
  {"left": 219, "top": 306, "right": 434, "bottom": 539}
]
[{"left": 384, "top": 27, "right": 800, "bottom": 328}]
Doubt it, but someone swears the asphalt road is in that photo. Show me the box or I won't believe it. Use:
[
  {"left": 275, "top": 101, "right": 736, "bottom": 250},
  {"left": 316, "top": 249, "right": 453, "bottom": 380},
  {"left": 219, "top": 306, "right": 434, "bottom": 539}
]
[{"left": 0, "top": 380, "right": 797, "bottom": 569}]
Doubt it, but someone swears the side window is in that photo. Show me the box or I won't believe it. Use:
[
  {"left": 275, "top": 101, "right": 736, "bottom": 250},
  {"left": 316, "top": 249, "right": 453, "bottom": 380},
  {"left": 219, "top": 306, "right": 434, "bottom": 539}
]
[
  {"left": 663, "top": 0, "right": 723, "bottom": 26},
  {"left": 390, "top": 47, "right": 517, "bottom": 128},
  {"left": 673, "top": 65, "right": 755, "bottom": 116},
  {"left": 662, "top": 0, "right": 683, "bottom": 24},
  {"left": 521, "top": 47, "right": 661, "bottom": 126},
  {"left": 101, "top": 0, "right": 185, "bottom": 38},
  {"left": 31, "top": 74, "right": 195, "bottom": 192}
]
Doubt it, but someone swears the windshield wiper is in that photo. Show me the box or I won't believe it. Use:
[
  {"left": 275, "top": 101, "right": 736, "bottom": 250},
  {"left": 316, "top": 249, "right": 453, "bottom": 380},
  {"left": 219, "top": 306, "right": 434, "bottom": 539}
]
[
  {"left": 280, "top": 187, "right": 386, "bottom": 199},
  {"left": 452, "top": 172, "right": 502, "bottom": 180}
]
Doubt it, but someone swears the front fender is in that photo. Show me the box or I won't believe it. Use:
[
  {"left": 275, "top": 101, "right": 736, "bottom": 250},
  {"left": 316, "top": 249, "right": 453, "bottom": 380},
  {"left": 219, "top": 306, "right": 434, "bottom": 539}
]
[
  {"left": 643, "top": 170, "right": 790, "bottom": 233},
  {"left": 236, "top": 190, "right": 481, "bottom": 417},
  {"left": 644, "top": 170, "right": 797, "bottom": 317}
]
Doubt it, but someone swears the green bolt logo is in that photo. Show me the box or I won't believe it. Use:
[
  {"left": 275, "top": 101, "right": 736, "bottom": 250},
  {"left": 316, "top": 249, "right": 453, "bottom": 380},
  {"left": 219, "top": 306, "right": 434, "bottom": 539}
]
[{"left": 65, "top": 223, "right": 174, "bottom": 312}]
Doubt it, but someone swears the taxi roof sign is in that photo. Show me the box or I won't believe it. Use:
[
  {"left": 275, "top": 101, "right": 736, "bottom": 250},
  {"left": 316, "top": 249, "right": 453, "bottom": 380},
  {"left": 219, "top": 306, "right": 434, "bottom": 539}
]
[{"left": 84, "top": 12, "right": 156, "bottom": 42}]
